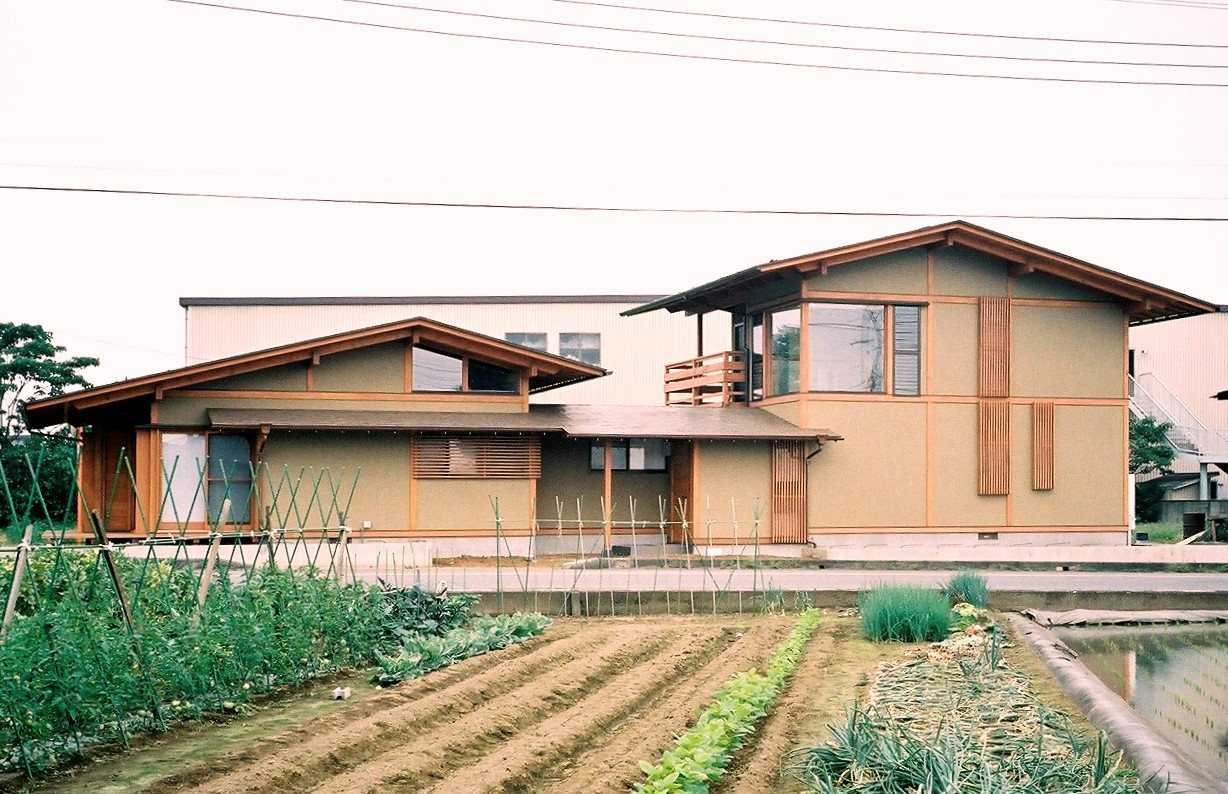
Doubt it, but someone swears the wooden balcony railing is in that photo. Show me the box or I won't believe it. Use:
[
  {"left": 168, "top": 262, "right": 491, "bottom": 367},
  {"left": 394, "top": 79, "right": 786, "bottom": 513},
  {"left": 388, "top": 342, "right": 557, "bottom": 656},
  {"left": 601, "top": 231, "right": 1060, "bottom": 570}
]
[{"left": 664, "top": 351, "right": 746, "bottom": 407}]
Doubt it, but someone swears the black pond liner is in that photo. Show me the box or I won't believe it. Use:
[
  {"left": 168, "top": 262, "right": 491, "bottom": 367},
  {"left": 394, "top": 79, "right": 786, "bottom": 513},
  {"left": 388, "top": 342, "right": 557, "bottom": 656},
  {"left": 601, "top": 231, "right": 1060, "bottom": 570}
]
[{"left": 1006, "top": 612, "right": 1228, "bottom": 794}]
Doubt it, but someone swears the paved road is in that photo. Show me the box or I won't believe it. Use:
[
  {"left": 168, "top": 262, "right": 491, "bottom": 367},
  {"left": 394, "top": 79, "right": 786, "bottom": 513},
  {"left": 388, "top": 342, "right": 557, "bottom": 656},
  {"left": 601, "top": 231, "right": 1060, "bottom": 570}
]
[{"left": 359, "top": 565, "right": 1228, "bottom": 594}]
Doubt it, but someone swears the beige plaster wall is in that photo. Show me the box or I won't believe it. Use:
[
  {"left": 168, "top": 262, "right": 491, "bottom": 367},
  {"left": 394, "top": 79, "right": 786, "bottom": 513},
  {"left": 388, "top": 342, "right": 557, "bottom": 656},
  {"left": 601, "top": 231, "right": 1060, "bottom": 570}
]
[
  {"left": 258, "top": 431, "right": 410, "bottom": 532},
  {"left": 807, "top": 401, "right": 927, "bottom": 528},
  {"left": 315, "top": 342, "right": 406, "bottom": 393},
  {"left": 693, "top": 440, "right": 773, "bottom": 539},
  {"left": 1012, "top": 271, "right": 1114, "bottom": 301},
  {"left": 158, "top": 395, "right": 523, "bottom": 426},
  {"left": 416, "top": 478, "right": 531, "bottom": 532},
  {"left": 929, "top": 302, "right": 978, "bottom": 397},
  {"left": 198, "top": 363, "right": 309, "bottom": 392},
  {"left": 1012, "top": 306, "right": 1124, "bottom": 398},
  {"left": 930, "top": 403, "right": 1007, "bottom": 527},
  {"left": 932, "top": 247, "right": 1008, "bottom": 297},
  {"left": 1010, "top": 404, "right": 1126, "bottom": 527},
  {"left": 805, "top": 249, "right": 928, "bottom": 295}
]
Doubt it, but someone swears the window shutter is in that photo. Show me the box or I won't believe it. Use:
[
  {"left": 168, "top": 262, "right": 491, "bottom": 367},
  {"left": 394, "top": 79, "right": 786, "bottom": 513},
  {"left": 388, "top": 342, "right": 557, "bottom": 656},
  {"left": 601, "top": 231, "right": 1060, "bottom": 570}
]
[
  {"left": 978, "top": 297, "right": 1010, "bottom": 398},
  {"left": 978, "top": 400, "right": 1011, "bottom": 496},
  {"left": 892, "top": 305, "right": 921, "bottom": 396},
  {"left": 413, "top": 436, "right": 541, "bottom": 478},
  {"left": 1032, "top": 402, "right": 1055, "bottom": 491}
]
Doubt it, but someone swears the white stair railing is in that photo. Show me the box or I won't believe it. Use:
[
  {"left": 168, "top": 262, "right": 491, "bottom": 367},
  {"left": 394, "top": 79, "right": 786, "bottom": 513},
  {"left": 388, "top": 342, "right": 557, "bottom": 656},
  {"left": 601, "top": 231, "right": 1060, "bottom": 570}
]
[{"left": 1130, "top": 373, "right": 1228, "bottom": 457}]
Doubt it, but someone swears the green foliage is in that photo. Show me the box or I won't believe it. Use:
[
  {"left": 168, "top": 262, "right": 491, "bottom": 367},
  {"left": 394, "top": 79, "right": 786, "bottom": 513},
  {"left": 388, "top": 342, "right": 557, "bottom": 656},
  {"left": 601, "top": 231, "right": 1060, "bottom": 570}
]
[
  {"left": 374, "top": 582, "right": 479, "bottom": 644},
  {"left": 373, "top": 612, "right": 551, "bottom": 686},
  {"left": 1129, "top": 415, "right": 1175, "bottom": 477},
  {"left": 0, "top": 548, "right": 485, "bottom": 774},
  {"left": 1, "top": 436, "right": 79, "bottom": 541},
  {"left": 1133, "top": 481, "right": 1165, "bottom": 524},
  {"left": 859, "top": 585, "right": 951, "bottom": 643},
  {"left": 636, "top": 609, "right": 821, "bottom": 793},
  {"left": 1134, "top": 521, "right": 1181, "bottom": 544},
  {"left": 942, "top": 570, "right": 989, "bottom": 608}
]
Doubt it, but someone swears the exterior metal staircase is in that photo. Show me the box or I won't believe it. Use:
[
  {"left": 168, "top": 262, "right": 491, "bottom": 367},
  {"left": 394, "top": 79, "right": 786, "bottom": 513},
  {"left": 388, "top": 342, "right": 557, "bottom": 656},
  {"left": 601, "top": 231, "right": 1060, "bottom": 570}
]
[{"left": 1129, "top": 373, "right": 1228, "bottom": 460}]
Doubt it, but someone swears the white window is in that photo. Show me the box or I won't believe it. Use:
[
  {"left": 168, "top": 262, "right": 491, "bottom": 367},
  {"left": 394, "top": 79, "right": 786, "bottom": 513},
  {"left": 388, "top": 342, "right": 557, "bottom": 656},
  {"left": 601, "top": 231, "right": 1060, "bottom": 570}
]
[
  {"left": 559, "top": 333, "right": 601, "bottom": 366},
  {"left": 160, "top": 433, "right": 252, "bottom": 524}
]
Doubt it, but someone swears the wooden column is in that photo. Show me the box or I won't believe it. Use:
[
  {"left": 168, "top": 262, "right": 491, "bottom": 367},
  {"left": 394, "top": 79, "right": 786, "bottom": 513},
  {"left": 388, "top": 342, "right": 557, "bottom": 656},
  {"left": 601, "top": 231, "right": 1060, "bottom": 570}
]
[{"left": 603, "top": 439, "right": 613, "bottom": 552}]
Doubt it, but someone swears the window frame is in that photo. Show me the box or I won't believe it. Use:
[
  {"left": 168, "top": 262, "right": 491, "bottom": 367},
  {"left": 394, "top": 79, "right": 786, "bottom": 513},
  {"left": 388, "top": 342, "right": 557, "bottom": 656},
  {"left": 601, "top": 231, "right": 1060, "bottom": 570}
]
[
  {"left": 159, "top": 431, "right": 254, "bottom": 526},
  {"left": 558, "top": 332, "right": 601, "bottom": 366},
  {"left": 588, "top": 438, "right": 669, "bottom": 472},
  {"left": 409, "top": 345, "right": 521, "bottom": 395}
]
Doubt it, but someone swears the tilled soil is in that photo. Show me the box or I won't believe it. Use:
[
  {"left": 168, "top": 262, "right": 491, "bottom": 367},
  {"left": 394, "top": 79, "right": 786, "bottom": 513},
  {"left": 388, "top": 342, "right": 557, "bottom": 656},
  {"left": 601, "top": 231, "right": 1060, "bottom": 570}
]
[{"left": 25, "top": 615, "right": 829, "bottom": 794}]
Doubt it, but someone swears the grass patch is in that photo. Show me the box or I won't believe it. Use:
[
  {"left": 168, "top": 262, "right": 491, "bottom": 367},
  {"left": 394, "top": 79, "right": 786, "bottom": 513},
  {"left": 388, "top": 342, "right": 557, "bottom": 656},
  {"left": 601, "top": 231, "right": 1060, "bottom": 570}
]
[
  {"left": 942, "top": 569, "right": 989, "bottom": 607},
  {"left": 1134, "top": 522, "right": 1182, "bottom": 544},
  {"left": 859, "top": 586, "right": 951, "bottom": 642}
]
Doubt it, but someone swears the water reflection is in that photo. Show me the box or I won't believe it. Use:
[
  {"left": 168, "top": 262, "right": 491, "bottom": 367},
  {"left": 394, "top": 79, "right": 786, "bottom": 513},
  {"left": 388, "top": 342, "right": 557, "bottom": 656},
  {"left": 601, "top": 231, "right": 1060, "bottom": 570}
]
[{"left": 1055, "top": 623, "right": 1228, "bottom": 783}]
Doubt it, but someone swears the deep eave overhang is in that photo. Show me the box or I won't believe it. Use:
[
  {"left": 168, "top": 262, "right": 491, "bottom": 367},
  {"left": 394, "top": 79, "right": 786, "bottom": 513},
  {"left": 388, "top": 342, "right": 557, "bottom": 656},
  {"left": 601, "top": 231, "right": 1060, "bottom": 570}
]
[
  {"left": 22, "top": 317, "right": 606, "bottom": 429},
  {"left": 623, "top": 221, "right": 1216, "bottom": 325}
]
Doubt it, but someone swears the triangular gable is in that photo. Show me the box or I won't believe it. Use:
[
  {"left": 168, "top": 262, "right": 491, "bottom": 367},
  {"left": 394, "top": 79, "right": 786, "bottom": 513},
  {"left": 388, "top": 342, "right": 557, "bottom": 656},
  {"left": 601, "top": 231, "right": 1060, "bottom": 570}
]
[
  {"left": 626, "top": 220, "right": 1214, "bottom": 325},
  {"left": 23, "top": 317, "right": 606, "bottom": 429}
]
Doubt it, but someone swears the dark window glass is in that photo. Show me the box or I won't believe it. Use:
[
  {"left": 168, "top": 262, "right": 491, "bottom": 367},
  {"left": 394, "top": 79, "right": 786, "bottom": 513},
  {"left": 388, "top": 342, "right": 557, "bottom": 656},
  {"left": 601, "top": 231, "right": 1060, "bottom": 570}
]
[{"left": 468, "top": 359, "right": 518, "bottom": 392}]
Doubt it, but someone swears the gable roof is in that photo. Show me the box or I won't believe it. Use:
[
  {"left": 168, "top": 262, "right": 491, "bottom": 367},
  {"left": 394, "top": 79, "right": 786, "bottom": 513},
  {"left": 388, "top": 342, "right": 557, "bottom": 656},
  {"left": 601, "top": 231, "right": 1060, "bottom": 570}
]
[
  {"left": 22, "top": 317, "right": 606, "bottom": 429},
  {"left": 624, "top": 221, "right": 1214, "bottom": 325}
]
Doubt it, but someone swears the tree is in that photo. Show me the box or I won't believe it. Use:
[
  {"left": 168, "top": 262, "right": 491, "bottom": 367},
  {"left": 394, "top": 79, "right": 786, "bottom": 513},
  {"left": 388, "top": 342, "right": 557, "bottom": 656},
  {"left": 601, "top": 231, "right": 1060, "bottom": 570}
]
[
  {"left": 1129, "top": 415, "right": 1175, "bottom": 477},
  {"left": 0, "top": 323, "right": 99, "bottom": 536}
]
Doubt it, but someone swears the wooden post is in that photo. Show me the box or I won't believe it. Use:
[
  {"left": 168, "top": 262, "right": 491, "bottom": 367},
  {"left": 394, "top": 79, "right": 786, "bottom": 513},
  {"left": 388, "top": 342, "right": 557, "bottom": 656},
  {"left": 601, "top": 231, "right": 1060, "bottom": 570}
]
[
  {"left": 2, "top": 524, "right": 34, "bottom": 637},
  {"left": 190, "top": 532, "right": 222, "bottom": 631},
  {"left": 89, "top": 510, "right": 137, "bottom": 637},
  {"left": 333, "top": 526, "right": 350, "bottom": 583},
  {"left": 603, "top": 439, "right": 613, "bottom": 553}
]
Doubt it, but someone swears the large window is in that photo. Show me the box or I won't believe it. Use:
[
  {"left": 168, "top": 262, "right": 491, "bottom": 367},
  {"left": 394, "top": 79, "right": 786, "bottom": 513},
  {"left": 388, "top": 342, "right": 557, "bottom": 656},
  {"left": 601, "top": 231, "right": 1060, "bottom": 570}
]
[
  {"left": 160, "top": 433, "right": 252, "bottom": 524},
  {"left": 411, "top": 347, "right": 518, "bottom": 393},
  {"left": 589, "top": 438, "right": 668, "bottom": 471},
  {"left": 559, "top": 333, "right": 601, "bottom": 366},
  {"left": 742, "top": 302, "right": 921, "bottom": 399},
  {"left": 808, "top": 303, "right": 886, "bottom": 393}
]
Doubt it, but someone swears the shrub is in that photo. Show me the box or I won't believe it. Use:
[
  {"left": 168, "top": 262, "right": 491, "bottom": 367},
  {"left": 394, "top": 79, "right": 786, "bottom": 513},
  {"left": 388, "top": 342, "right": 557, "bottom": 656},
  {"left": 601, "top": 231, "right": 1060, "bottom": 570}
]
[
  {"left": 859, "top": 585, "right": 951, "bottom": 642},
  {"left": 943, "top": 569, "right": 989, "bottom": 608}
]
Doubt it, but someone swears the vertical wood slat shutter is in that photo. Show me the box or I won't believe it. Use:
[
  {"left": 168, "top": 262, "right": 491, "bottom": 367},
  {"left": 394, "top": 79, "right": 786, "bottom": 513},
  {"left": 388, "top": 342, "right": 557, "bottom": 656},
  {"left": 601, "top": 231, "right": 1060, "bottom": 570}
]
[
  {"left": 1032, "top": 401, "right": 1055, "bottom": 491},
  {"left": 413, "top": 436, "right": 540, "bottom": 478},
  {"left": 771, "top": 441, "right": 807, "bottom": 543},
  {"left": 978, "top": 297, "right": 1010, "bottom": 398},
  {"left": 978, "top": 401, "right": 1011, "bottom": 496}
]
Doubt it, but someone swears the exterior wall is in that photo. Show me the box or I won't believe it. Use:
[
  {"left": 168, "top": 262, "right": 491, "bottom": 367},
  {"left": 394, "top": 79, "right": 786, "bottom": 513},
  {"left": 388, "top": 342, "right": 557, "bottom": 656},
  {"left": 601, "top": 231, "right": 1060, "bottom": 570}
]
[
  {"left": 1130, "top": 310, "right": 1228, "bottom": 479},
  {"left": 1012, "top": 306, "right": 1124, "bottom": 399},
  {"left": 183, "top": 298, "right": 728, "bottom": 406},
  {"left": 260, "top": 431, "right": 410, "bottom": 533},
  {"left": 199, "top": 363, "right": 308, "bottom": 392},
  {"left": 774, "top": 244, "right": 1130, "bottom": 541},
  {"left": 809, "top": 401, "right": 928, "bottom": 529},
  {"left": 692, "top": 440, "right": 774, "bottom": 542},
  {"left": 535, "top": 436, "right": 670, "bottom": 527},
  {"left": 313, "top": 342, "right": 405, "bottom": 393},
  {"left": 415, "top": 478, "right": 531, "bottom": 534},
  {"left": 158, "top": 394, "right": 522, "bottom": 426}
]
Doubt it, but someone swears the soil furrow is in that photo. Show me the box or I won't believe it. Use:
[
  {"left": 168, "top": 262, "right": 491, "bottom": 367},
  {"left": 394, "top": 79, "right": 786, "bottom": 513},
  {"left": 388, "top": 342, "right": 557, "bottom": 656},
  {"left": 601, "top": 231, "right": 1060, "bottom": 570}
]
[
  {"left": 422, "top": 624, "right": 736, "bottom": 793},
  {"left": 311, "top": 623, "right": 683, "bottom": 794},
  {"left": 538, "top": 617, "right": 793, "bottom": 794},
  {"left": 176, "top": 620, "right": 608, "bottom": 794}
]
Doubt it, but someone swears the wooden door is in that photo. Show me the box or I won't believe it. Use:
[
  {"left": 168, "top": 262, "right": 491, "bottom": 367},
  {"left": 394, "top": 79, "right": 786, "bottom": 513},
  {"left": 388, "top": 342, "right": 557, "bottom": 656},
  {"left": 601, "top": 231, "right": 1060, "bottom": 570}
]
[{"left": 668, "top": 440, "right": 693, "bottom": 544}]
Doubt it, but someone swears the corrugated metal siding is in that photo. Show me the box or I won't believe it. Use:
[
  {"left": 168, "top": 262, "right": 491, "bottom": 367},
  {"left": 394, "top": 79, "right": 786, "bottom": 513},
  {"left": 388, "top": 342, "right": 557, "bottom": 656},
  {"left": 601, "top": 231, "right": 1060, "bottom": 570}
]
[
  {"left": 185, "top": 301, "right": 729, "bottom": 406},
  {"left": 1130, "top": 312, "right": 1228, "bottom": 433}
]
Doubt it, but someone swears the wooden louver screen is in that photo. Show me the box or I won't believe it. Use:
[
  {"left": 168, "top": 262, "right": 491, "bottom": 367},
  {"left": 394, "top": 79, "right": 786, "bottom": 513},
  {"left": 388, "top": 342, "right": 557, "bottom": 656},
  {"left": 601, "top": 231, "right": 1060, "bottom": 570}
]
[
  {"left": 978, "top": 400, "right": 1011, "bottom": 496},
  {"left": 978, "top": 297, "right": 1011, "bottom": 398},
  {"left": 771, "top": 441, "right": 807, "bottom": 543},
  {"left": 413, "top": 435, "right": 541, "bottom": 479},
  {"left": 1032, "top": 402, "right": 1055, "bottom": 491}
]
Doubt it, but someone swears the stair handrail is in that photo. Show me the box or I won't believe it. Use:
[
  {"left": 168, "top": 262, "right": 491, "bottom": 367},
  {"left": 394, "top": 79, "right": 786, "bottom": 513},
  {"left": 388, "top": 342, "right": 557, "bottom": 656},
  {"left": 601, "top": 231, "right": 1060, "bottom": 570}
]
[{"left": 1130, "top": 373, "right": 1228, "bottom": 456}]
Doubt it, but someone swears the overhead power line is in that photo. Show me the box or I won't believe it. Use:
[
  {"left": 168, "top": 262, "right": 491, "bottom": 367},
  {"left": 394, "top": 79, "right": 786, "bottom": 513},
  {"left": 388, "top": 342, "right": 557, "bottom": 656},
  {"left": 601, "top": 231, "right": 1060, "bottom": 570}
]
[
  {"left": 4, "top": 184, "right": 1227, "bottom": 221},
  {"left": 545, "top": 0, "right": 1228, "bottom": 49},
  {"left": 163, "top": 1, "right": 1228, "bottom": 87},
  {"left": 336, "top": 0, "right": 1228, "bottom": 70}
]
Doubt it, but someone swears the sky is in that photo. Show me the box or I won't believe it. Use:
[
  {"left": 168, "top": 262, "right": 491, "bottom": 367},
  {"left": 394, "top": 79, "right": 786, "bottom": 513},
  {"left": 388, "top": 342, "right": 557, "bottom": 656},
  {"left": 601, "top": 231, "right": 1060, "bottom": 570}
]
[{"left": 2, "top": 0, "right": 1227, "bottom": 386}]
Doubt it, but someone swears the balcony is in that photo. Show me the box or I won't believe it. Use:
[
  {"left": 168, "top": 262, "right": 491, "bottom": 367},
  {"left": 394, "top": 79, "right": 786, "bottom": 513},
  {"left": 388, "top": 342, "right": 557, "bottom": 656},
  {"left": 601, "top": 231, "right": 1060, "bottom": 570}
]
[{"left": 664, "top": 351, "right": 746, "bottom": 406}]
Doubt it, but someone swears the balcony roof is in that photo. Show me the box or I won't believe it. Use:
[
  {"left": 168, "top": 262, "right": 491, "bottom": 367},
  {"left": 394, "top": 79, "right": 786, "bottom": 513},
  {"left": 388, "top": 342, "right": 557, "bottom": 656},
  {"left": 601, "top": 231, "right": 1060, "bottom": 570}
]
[{"left": 624, "top": 220, "right": 1215, "bottom": 326}]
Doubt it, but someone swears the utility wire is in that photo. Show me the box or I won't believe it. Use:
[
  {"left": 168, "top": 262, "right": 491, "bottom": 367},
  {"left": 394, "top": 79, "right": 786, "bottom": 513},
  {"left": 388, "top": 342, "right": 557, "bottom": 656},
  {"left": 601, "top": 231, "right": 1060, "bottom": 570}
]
[
  {"left": 164, "top": 1, "right": 1228, "bottom": 87},
  {"left": 337, "top": 0, "right": 1228, "bottom": 69},
  {"left": 545, "top": 0, "right": 1228, "bottom": 49},
  {"left": 4, "top": 184, "right": 1227, "bottom": 221}
]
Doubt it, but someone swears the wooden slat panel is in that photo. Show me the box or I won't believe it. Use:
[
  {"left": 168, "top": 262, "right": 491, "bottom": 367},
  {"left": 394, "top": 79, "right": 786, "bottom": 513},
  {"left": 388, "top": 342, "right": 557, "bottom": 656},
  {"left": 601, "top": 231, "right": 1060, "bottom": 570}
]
[
  {"left": 413, "top": 436, "right": 540, "bottom": 479},
  {"left": 1032, "top": 401, "right": 1055, "bottom": 491},
  {"left": 978, "top": 400, "right": 1010, "bottom": 496},
  {"left": 771, "top": 441, "right": 807, "bottom": 543},
  {"left": 978, "top": 297, "right": 1011, "bottom": 398}
]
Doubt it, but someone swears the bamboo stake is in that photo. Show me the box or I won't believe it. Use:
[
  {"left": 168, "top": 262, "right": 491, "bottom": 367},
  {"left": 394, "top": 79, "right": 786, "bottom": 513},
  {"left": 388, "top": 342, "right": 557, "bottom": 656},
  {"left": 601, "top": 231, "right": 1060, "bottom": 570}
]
[
  {"left": 1, "top": 524, "right": 34, "bottom": 636},
  {"left": 190, "top": 531, "right": 222, "bottom": 630}
]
